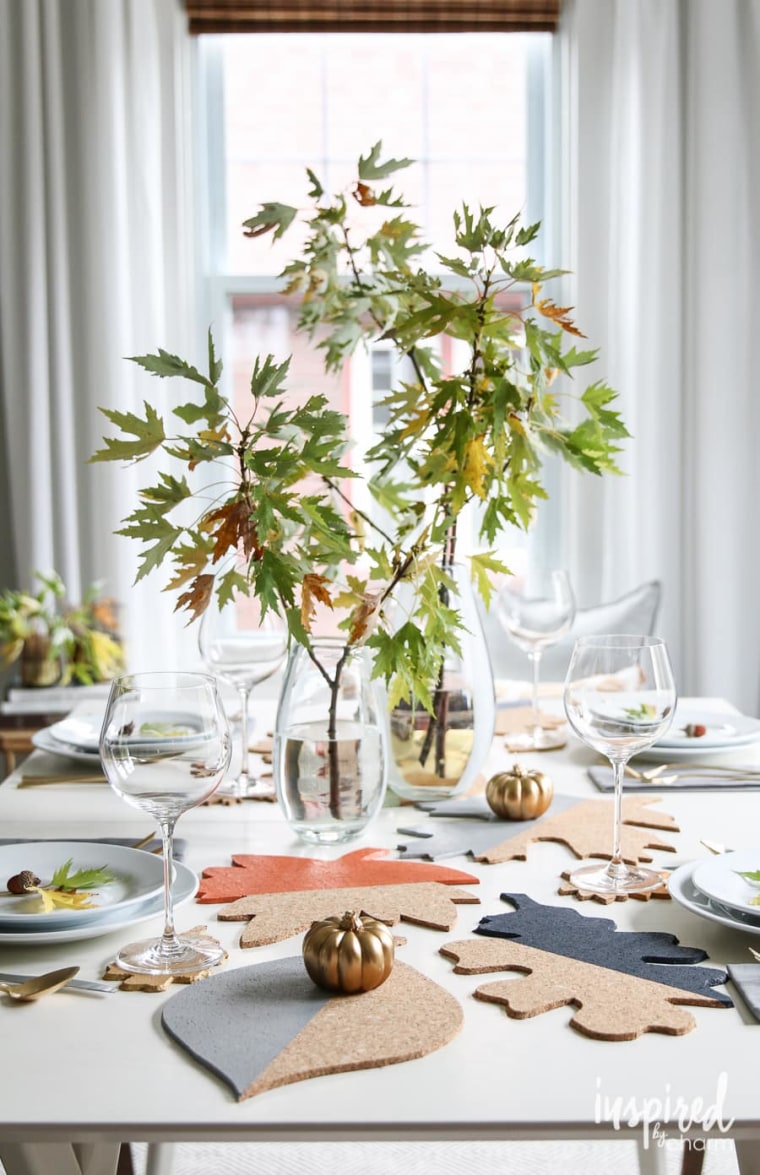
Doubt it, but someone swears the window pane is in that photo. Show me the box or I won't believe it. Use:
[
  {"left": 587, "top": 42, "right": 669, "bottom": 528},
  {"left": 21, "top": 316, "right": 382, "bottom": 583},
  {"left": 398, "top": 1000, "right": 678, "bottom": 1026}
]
[
  {"left": 209, "top": 31, "right": 541, "bottom": 275},
  {"left": 200, "top": 30, "right": 548, "bottom": 569}
]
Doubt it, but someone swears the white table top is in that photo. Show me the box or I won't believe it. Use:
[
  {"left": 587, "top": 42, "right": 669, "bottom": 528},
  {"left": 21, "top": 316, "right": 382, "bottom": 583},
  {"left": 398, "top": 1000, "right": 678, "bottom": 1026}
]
[{"left": 0, "top": 698, "right": 759, "bottom": 1151}]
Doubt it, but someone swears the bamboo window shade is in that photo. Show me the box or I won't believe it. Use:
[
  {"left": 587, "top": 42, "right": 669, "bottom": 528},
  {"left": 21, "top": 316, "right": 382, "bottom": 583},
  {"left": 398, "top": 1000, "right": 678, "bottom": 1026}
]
[{"left": 185, "top": 2, "right": 562, "bottom": 36}]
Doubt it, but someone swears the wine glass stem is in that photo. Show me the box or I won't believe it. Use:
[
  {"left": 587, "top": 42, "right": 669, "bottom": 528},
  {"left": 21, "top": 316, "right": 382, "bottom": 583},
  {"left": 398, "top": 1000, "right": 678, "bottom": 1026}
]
[
  {"left": 236, "top": 684, "right": 252, "bottom": 793},
  {"left": 529, "top": 650, "right": 542, "bottom": 739},
  {"left": 159, "top": 817, "right": 181, "bottom": 957},
  {"left": 609, "top": 757, "right": 627, "bottom": 872}
]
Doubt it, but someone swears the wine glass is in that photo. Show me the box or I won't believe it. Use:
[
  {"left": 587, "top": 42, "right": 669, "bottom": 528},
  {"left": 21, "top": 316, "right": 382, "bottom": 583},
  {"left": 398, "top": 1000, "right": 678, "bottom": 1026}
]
[
  {"left": 563, "top": 634, "right": 676, "bottom": 895},
  {"left": 199, "top": 594, "right": 287, "bottom": 798},
  {"left": 99, "top": 671, "right": 231, "bottom": 975},
  {"left": 496, "top": 568, "right": 576, "bottom": 749}
]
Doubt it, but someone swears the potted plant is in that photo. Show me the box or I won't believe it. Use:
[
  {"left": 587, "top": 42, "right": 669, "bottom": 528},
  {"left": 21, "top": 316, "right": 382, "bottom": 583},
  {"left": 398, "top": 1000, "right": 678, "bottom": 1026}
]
[
  {"left": 0, "top": 571, "right": 125, "bottom": 687},
  {"left": 91, "top": 144, "right": 627, "bottom": 829}
]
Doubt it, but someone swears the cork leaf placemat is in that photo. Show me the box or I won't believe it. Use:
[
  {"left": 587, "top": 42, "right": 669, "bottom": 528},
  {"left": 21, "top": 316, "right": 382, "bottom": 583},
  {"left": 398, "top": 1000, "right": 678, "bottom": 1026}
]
[
  {"left": 440, "top": 892, "right": 731, "bottom": 1040},
  {"left": 197, "top": 847, "right": 479, "bottom": 904},
  {"left": 161, "top": 956, "right": 463, "bottom": 1101},
  {"left": 441, "top": 939, "right": 729, "bottom": 1040},
  {"left": 218, "top": 882, "right": 480, "bottom": 947},
  {"left": 398, "top": 795, "right": 678, "bottom": 868}
]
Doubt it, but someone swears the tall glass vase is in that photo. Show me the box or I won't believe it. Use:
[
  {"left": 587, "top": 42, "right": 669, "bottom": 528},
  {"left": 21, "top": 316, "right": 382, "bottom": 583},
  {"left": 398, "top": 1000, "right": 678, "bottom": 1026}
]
[
  {"left": 273, "top": 638, "right": 388, "bottom": 844},
  {"left": 387, "top": 562, "right": 496, "bottom": 803}
]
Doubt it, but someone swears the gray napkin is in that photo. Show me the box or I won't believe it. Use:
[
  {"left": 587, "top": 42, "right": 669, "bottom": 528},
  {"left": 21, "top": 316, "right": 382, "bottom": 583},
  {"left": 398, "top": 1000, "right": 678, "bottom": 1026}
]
[
  {"left": 588, "top": 767, "right": 760, "bottom": 792},
  {"left": 727, "top": 964, "right": 760, "bottom": 1022}
]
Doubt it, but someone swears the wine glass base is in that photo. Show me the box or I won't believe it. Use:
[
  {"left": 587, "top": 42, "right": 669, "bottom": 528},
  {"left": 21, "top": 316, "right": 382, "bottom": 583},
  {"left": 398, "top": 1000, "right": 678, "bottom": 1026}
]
[
  {"left": 116, "top": 933, "right": 226, "bottom": 976},
  {"left": 568, "top": 861, "right": 665, "bottom": 897},
  {"left": 504, "top": 728, "right": 567, "bottom": 752}
]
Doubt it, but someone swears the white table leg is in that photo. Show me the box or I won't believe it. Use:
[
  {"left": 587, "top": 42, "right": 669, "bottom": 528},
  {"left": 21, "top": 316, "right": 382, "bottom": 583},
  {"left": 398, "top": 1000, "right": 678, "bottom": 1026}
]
[
  {"left": 145, "top": 1143, "right": 175, "bottom": 1175},
  {"left": 636, "top": 1137, "right": 669, "bottom": 1175},
  {"left": 0, "top": 1143, "right": 120, "bottom": 1175},
  {"left": 736, "top": 1139, "right": 760, "bottom": 1175}
]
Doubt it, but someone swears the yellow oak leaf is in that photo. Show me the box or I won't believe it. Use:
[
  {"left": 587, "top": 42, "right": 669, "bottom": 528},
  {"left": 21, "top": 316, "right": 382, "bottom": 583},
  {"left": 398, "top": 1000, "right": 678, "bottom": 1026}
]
[
  {"left": 462, "top": 436, "right": 491, "bottom": 499},
  {"left": 31, "top": 888, "right": 98, "bottom": 913}
]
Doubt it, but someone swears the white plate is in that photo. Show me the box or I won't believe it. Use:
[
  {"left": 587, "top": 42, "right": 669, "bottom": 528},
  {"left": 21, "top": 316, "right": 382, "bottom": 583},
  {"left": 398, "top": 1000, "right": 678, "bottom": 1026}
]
[
  {"left": 0, "top": 861, "right": 197, "bottom": 944},
  {"left": 631, "top": 739, "right": 760, "bottom": 765},
  {"left": 46, "top": 709, "right": 107, "bottom": 752},
  {"left": 691, "top": 850, "right": 760, "bottom": 916},
  {"left": 47, "top": 708, "right": 205, "bottom": 754},
  {"left": 654, "top": 705, "right": 760, "bottom": 750},
  {"left": 0, "top": 842, "right": 165, "bottom": 928},
  {"left": 31, "top": 727, "right": 103, "bottom": 765},
  {"left": 668, "top": 861, "right": 760, "bottom": 936}
]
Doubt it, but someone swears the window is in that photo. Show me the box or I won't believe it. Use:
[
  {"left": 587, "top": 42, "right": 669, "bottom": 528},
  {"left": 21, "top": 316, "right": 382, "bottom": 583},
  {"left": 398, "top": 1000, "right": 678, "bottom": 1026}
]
[{"left": 194, "top": 30, "right": 554, "bottom": 565}]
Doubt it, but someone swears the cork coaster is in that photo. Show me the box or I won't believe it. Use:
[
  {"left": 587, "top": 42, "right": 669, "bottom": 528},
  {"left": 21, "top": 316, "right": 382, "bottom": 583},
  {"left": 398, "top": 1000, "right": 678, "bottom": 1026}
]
[
  {"left": 558, "top": 869, "right": 672, "bottom": 903},
  {"left": 161, "top": 956, "right": 463, "bottom": 1100},
  {"left": 102, "top": 925, "right": 227, "bottom": 992},
  {"left": 218, "top": 882, "right": 481, "bottom": 947},
  {"left": 440, "top": 938, "right": 728, "bottom": 1041},
  {"left": 203, "top": 736, "right": 275, "bottom": 805},
  {"left": 204, "top": 785, "right": 277, "bottom": 807},
  {"left": 495, "top": 705, "right": 565, "bottom": 737},
  {"left": 197, "top": 846, "right": 479, "bottom": 904}
]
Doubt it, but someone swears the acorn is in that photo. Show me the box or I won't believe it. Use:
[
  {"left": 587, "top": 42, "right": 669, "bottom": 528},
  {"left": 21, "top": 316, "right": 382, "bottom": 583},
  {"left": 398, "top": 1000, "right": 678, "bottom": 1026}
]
[{"left": 7, "top": 870, "right": 41, "bottom": 894}]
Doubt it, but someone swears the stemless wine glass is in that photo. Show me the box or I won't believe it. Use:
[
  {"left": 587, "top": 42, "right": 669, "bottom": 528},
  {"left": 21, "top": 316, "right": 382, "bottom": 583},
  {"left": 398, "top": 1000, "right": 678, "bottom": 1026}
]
[
  {"left": 99, "top": 671, "right": 231, "bottom": 975},
  {"left": 496, "top": 568, "right": 576, "bottom": 749},
  {"left": 199, "top": 593, "right": 287, "bottom": 798},
  {"left": 563, "top": 634, "right": 676, "bottom": 895}
]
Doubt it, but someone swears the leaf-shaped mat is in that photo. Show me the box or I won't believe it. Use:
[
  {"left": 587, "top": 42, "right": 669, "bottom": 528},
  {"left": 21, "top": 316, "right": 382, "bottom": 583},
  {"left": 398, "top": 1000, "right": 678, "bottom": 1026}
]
[
  {"left": 474, "top": 893, "right": 729, "bottom": 1001},
  {"left": 440, "top": 938, "right": 728, "bottom": 1041},
  {"left": 197, "top": 847, "right": 479, "bottom": 903},
  {"left": 162, "top": 956, "right": 463, "bottom": 1100},
  {"left": 219, "top": 883, "right": 480, "bottom": 947},
  {"left": 438, "top": 891, "right": 730, "bottom": 1041},
  {"left": 397, "top": 795, "right": 678, "bottom": 865}
]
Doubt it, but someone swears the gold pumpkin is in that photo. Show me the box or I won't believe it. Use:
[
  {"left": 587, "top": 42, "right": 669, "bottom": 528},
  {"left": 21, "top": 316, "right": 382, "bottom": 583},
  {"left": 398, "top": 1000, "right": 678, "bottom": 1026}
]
[
  {"left": 302, "top": 910, "right": 395, "bottom": 994},
  {"left": 485, "top": 763, "right": 554, "bottom": 821}
]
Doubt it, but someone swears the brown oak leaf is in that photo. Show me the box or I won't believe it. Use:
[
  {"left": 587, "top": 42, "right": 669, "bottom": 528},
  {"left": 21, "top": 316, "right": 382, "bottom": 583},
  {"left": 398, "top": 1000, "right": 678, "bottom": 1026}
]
[
  {"left": 353, "top": 181, "right": 377, "bottom": 206},
  {"left": 300, "top": 572, "right": 333, "bottom": 631},
  {"left": 175, "top": 573, "right": 215, "bottom": 622},
  {"left": 534, "top": 297, "right": 586, "bottom": 338},
  {"left": 203, "top": 498, "right": 260, "bottom": 563}
]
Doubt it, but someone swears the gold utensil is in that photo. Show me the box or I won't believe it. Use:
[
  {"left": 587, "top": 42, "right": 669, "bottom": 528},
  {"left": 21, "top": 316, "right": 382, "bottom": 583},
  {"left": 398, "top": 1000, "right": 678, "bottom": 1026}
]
[
  {"left": 130, "top": 830, "right": 159, "bottom": 850},
  {"left": 749, "top": 947, "right": 760, "bottom": 962},
  {"left": 17, "top": 774, "right": 107, "bottom": 787},
  {"left": 700, "top": 840, "right": 730, "bottom": 855},
  {"left": 626, "top": 763, "right": 760, "bottom": 784},
  {"left": 0, "top": 966, "right": 80, "bottom": 1002}
]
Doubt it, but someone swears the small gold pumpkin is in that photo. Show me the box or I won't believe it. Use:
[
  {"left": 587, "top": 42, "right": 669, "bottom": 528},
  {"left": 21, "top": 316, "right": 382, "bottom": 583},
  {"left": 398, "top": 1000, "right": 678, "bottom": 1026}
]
[
  {"left": 485, "top": 763, "right": 554, "bottom": 821},
  {"left": 302, "top": 910, "right": 395, "bottom": 994}
]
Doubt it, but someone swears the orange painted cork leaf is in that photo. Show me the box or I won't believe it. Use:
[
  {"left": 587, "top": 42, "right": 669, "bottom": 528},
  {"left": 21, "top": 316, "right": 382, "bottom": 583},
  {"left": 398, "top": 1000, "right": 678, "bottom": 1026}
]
[{"left": 196, "top": 847, "right": 480, "bottom": 904}]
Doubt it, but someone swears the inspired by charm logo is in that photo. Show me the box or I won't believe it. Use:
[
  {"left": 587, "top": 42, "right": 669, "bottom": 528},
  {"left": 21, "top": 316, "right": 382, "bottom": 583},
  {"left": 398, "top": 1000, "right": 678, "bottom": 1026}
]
[{"left": 594, "top": 1074, "right": 735, "bottom": 1150}]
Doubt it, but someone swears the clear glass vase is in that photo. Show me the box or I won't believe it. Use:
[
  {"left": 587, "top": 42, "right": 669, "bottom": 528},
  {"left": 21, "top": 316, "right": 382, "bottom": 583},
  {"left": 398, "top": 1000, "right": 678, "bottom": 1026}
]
[
  {"left": 387, "top": 562, "right": 496, "bottom": 803},
  {"left": 273, "top": 638, "right": 388, "bottom": 844}
]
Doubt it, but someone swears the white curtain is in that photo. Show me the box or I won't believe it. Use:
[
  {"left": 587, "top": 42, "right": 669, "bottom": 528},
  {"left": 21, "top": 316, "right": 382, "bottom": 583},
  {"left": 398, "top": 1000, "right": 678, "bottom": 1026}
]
[
  {"left": 560, "top": 0, "right": 760, "bottom": 714},
  {"left": 0, "top": 0, "right": 199, "bottom": 672}
]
